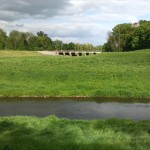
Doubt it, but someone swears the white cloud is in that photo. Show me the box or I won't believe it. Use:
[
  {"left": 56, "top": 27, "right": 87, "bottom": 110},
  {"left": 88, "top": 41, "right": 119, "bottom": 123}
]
[{"left": 0, "top": 0, "right": 150, "bottom": 45}]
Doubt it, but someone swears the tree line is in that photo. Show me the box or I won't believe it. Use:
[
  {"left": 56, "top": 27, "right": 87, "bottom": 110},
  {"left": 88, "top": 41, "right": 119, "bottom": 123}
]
[
  {"left": 1, "top": 20, "right": 149, "bottom": 52},
  {"left": 103, "top": 20, "right": 150, "bottom": 52},
  {"left": 0, "top": 30, "right": 102, "bottom": 51}
]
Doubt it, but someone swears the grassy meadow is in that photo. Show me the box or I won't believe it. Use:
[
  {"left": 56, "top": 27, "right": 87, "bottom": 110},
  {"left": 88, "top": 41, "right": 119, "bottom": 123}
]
[
  {"left": 0, "top": 49, "right": 150, "bottom": 98},
  {"left": 0, "top": 116, "right": 150, "bottom": 150},
  {"left": 0, "top": 50, "right": 150, "bottom": 150}
]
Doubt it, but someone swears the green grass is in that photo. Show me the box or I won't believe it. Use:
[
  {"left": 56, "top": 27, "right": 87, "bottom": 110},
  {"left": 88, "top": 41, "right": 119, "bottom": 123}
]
[
  {"left": 0, "top": 116, "right": 150, "bottom": 150},
  {"left": 0, "top": 50, "right": 150, "bottom": 98},
  {"left": 0, "top": 50, "right": 42, "bottom": 57}
]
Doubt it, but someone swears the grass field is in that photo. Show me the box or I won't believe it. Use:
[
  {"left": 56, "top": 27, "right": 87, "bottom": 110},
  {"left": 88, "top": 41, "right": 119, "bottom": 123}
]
[
  {"left": 0, "top": 50, "right": 150, "bottom": 150},
  {"left": 0, "top": 50, "right": 150, "bottom": 98},
  {"left": 0, "top": 116, "right": 150, "bottom": 150}
]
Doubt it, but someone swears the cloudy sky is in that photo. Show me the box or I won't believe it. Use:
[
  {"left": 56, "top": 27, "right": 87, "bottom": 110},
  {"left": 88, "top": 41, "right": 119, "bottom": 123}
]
[{"left": 0, "top": 0, "right": 150, "bottom": 45}]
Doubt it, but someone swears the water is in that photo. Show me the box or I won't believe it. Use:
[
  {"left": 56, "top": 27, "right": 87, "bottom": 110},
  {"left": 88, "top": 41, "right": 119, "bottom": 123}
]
[{"left": 0, "top": 97, "right": 150, "bottom": 120}]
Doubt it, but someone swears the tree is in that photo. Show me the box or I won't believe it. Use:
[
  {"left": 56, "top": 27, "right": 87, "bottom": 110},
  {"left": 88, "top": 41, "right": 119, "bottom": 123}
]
[
  {"left": 0, "top": 29, "right": 7, "bottom": 49},
  {"left": 28, "top": 36, "right": 38, "bottom": 50},
  {"left": 7, "top": 30, "right": 26, "bottom": 50},
  {"left": 132, "top": 20, "right": 150, "bottom": 50},
  {"left": 36, "top": 31, "right": 53, "bottom": 50},
  {"left": 67, "top": 42, "right": 75, "bottom": 50},
  {"left": 107, "top": 23, "right": 135, "bottom": 52},
  {"left": 103, "top": 20, "right": 150, "bottom": 52},
  {"left": 37, "top": 31, "right": 48, "bottom": 37},
  {"left": 0, "top": 28, "right": 103, "bottom": 51},
  {"left": 53, "top": 40, "right": 63, "bottom": 50}
]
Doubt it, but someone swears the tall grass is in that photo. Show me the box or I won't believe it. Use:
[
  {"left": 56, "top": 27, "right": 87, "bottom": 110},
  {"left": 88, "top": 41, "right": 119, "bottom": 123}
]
[
  {"left": 0, "top": 50, "right": 150, "bottom": 98},
  {"left": 0, "top": 116, "right": 150, "bottom": 150}
]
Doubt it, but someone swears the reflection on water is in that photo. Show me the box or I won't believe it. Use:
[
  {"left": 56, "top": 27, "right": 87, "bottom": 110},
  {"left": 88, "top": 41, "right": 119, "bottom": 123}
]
[{"left": 0, "top": 97, "right": 150, "bottom": 120}]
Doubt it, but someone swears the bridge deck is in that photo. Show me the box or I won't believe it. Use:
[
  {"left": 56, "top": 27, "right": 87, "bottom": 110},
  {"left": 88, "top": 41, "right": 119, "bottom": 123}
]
[
  {"left": 57, "top": 51, "right": 102, "bottom": 56},
  {"left": 38, "top": 51, "right": 102, "bottom": 56}
]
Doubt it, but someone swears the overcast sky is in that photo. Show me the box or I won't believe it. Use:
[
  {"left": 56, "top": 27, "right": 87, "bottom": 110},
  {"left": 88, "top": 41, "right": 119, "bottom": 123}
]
[{"left": 0, "top": 0, "right": 150, "bottom": 45}]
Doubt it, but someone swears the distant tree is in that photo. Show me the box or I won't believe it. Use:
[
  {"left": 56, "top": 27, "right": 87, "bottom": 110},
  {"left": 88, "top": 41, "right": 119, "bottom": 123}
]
[
  {"left": 106, "top": 24, "right": 134, "bottom": 52},
  {"left": 37, "top": 31, "right": 48, "bottom": 37},
  {"left": 74, "top": 43, "right": 80, "bottom": 51},
  {"left": 36, "top": 31, "right": 53, "bottom": 50},
  {"left": 53, "top": 40, "right": 63, "bottom": 50},
  {"left": 24, "top": 32, "right": 36, "bottom": 50},
  {"left": 7, "top": 30, "right": 26, "bottom": 50},
  {"left": 132, "top": 20, "right": 150, "bottom": 50},
  {"left": 62, "top": 43, "right": 68, "bottom": 50},
  {"left": 28, "top": 36, "right": 39, "bottom": 50},
  {"left": 102, "top": 42, "right": 111, "bottom": 52},
  {"left": 37, "top": 36, "right": 52, "bottom": 50},
  {"left": 0, "top": 28, "right": 7, "bottom": 49},
  {"left": 103, "top": 30, "right": 117, "bottom": 52},
  {"left": 95, "top": 45, "right": 102, "bottom": 51},
  {"left": 103, "top": 20, "right": 150, "bottom": 52},
  {"left": 67, "top": 42, "right": 75, "bottom": 50},
  {"left": 0, "top": 28, "right": 103, "bottom": 51}
]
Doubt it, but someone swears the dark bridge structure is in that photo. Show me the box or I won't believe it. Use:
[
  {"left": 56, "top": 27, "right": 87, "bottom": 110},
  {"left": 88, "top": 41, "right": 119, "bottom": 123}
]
[{"left": 56, "top": 51, "right": 102, "bottom": 56}]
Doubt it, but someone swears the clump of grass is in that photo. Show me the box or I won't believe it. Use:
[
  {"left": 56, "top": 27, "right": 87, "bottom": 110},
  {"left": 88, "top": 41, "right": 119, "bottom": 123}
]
[
  {"left": 0, "top": 116, "right": 150, "bottom": 150},
  {"left": 0, "top": 50, "right": 150, "bottom": 98}
]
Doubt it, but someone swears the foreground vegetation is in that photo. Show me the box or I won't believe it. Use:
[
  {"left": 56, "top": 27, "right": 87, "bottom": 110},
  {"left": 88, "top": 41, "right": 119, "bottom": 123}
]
[
  {"left": 0, "top": 116, "right": 150, "bottom": 150},
  {"left": 0, "top": 50, "right": 150, "bottom": 98}
]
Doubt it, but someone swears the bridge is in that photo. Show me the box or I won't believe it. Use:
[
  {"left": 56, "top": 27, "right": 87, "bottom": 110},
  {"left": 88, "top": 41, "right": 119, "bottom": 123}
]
[
  {"left": 56, "top": 51, "right": 102, "bottom": 56},
  {"left": 38, "top": 51, "right": 102, "bottom": 56}
]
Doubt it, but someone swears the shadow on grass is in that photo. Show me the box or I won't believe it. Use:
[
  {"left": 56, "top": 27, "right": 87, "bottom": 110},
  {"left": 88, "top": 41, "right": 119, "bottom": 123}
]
[{"left": 0, "top": 117, "right": 150, "bottom": 150}]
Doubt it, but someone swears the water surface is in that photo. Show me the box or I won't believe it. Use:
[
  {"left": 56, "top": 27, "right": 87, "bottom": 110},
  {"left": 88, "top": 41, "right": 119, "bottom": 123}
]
[{"left": 0, "top": 97, "right": 150, "bottom": 120}]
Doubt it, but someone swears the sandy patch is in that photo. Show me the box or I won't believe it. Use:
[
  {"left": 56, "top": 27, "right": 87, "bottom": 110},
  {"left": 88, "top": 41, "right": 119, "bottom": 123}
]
[{"left": 38, "top": 51, "right": 57, "bottom": 55}]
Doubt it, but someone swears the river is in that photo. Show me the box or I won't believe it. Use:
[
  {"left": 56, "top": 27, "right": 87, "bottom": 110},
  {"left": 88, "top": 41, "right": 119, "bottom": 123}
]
[{"left": 0, "top": 97, "right": 150, "bottom": 120}]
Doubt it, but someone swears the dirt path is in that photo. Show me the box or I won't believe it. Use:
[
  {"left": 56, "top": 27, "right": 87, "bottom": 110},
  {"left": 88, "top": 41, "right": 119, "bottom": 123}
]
[{"left": 38, "top": 51, "right": 57, "bottom": 55}]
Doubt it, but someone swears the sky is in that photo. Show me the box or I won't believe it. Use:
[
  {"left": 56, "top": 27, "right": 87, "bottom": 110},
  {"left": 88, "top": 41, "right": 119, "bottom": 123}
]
[{"left": 0, "top": 0, "right": 150, "bottom": 45}]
